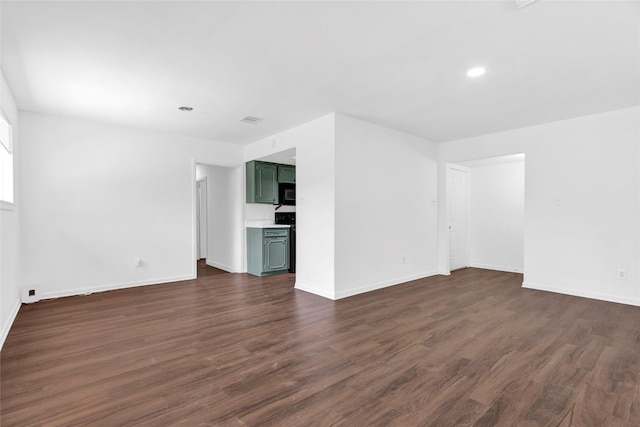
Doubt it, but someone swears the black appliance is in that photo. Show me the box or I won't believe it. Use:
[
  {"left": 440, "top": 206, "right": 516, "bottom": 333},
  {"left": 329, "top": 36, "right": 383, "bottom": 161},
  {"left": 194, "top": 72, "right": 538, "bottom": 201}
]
[
  {"left": 278, "top": 183, "right": 296, "bottom": 206},
  {"left": 274, "top": 212, "right": 296, "bottom": 273}
]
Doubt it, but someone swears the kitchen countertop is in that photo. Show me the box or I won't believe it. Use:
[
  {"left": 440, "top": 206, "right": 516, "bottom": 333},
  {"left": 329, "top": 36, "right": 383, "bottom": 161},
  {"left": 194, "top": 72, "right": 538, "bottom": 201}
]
[{"left": 245, "top": 224, "right": 291, "bottom": 229}]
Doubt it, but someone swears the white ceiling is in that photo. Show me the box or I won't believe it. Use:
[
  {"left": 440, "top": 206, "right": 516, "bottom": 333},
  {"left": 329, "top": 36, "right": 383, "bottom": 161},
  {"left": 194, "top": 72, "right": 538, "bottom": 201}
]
[{"left": 1, "top": 1, "right": 638, "bottom": 145}]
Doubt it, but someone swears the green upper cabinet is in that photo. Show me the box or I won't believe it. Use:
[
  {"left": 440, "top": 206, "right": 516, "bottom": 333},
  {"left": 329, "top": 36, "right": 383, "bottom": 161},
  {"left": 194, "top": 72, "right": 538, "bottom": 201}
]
[
  {"left": 278, "top": 165, "right": 296, "bottom": 184},
  {"left": 247, "top": 161, "right": 296, "bottom": 204},
  {"left": 246, "top": 161, "right": 278, "bottom": 204}
]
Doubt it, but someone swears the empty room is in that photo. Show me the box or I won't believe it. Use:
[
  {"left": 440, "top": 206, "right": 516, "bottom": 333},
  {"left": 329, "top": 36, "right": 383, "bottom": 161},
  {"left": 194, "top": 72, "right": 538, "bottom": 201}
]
[{"left": 1, "top": 1, "right": 639, "bottom": 425}]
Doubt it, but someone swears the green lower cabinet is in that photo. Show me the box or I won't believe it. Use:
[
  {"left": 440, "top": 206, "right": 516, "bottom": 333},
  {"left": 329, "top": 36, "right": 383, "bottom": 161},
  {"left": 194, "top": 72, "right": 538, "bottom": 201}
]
[{"left": 247, "top": 227, "right": 289, "bottom": 276}]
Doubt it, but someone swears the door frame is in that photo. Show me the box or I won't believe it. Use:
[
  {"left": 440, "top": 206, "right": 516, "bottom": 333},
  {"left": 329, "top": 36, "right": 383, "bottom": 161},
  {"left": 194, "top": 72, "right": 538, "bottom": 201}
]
[
  {"left": 192, "top": 160, "right": 245, "bottom": 278},
  {"left": 447, "top": 164, "right": 470, "bottom": 272},
  {"left": 196, "top": 177, "right": 208, "bottom": 260}
]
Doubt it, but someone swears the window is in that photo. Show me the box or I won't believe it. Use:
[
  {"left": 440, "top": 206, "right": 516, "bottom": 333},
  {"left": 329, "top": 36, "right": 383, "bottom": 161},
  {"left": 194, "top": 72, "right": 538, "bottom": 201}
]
[{"left": 0, "top": 111, "right": 14, "bottom": 208}]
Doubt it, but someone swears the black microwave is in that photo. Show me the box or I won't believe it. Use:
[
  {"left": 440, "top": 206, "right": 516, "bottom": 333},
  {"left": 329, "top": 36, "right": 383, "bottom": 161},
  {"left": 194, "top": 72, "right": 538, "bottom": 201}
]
[{"left": 278, "top": 183, "right": 296, "bottom": 206}]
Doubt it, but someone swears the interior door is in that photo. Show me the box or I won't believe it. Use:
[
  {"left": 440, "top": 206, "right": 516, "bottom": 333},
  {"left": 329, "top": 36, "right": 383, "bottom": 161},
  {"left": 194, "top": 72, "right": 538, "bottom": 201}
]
[
  {"left": 448, "top": 167, "right": 468, "bottom": 271},
  {"left": 196, "top": 178, "right": 207, "bottom": 260}
]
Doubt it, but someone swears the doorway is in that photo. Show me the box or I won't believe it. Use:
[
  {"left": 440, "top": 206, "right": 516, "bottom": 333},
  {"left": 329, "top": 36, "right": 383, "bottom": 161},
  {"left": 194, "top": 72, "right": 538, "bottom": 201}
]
[
  {"left": 194, "top": 163, "right": 243, "bottom": 276},
  {"left": 447, "top": 154, "right": 525, "bottom": 274}
]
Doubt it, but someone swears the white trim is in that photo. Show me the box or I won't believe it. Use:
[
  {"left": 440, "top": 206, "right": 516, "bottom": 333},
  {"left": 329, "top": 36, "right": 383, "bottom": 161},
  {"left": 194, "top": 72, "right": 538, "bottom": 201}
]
[
  {"left": 469, "top": 263, "right": 522, "bottom": 273},
  {"left": 0, "top": 111, "right": 12, "bottom": 154},
  {"left": 241, "top": 162, "right": 247, "bottom": 273},
  {"left": 297, "top": 272, "right": 444, "bottom": 301},
  {"left": 196, "top": 176, "right": 208, "bottom": 260},
  {"left": 334, "top": 270, "right": 440, "bottom": 300},
  {"left": 38, "top": 274, "right": 196, "bottom": 301},
  {"left": 1, "top": 200, "right": 16, "bottom": 211},
  {"left": 1, "top": 298, "right": 21, "bottom": 351},
  {"left": 191, "top": 160, "right": 198, "bottom": 279},
  {"left": 205, "top": 259, "right": 237, "bottom": 273},
  {"left": 294, "top": 282, "right": 336, "bottom": 300},
  {"left": 522, "top": 281, "right": 640, "bottom": 307},
  {"left": 445, "top": 163, "right": 470, "bottom": 272}
]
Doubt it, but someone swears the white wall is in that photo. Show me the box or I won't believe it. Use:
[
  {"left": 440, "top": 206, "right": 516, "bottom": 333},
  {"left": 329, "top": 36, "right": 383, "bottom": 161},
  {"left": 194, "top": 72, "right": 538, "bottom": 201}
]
[
  {"left": 439, "top": 107, "right": 640, "bottom": 306},
  {"left": 195, "top": 164, "right": 243, "bottom": 273},
  {"left": 0, "top": 71, "right": 21, "bottom": 349},
  {"left": 19, "top": 112, "right": 243, "bottom": 299},
  {"left": 467, "top": 159, "right": 524, "bottom": 273},
  {"left": 244, "top": 203, "right": 295, "bottom": 226},
  {"left": 245, "top": 113, "right": 439, "bottom": 300},
  {"left": 334, "top": 114, "right": 439, "bottom": 298},
  {"left": 245, "top": 114, "right": 336, "bottom": 298},
  {"left": 16, "top": 104, "right": 633, "bottom": 317}
]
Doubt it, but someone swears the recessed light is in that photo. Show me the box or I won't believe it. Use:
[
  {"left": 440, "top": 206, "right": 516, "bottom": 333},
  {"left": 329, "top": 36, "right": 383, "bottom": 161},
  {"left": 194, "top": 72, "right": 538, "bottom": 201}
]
[
  {"left": 467, "top": 67, "right": 486, "bottom": 77},
  {"left": 178, "top": 106, "right": 193, "bottom": 111}
]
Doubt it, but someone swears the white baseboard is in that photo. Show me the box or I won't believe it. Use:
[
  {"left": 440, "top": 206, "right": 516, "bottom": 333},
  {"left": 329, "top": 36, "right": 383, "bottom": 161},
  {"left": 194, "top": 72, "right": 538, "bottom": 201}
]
[
  {"left": 294, "top": 282, "right": 336, "bottom": 300},
  {"left": 39, "top": 274, "right": 196, "bottom": 301},
  {"left": 469, "top": 262, "right": 523, "bottom": 273},
  {"left": 335, "top": 270, "right": 440, "bottom": 300},
  {"left": 1, "top": 297, "right": 22, "bottom": 351},
  {"left": 522, "top": 281, "right": 640, "bottom": 307},
  {"left": 205, "top": 259, "right": 236, "bottom": 273}
]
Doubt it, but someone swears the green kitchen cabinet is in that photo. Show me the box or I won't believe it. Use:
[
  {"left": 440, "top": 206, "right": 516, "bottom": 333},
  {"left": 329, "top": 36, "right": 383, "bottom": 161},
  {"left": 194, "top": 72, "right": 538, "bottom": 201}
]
[
  {"left": 246, "top": 161, "right": 278, "bottom": 204},
  {"left": 278, "top": 165, "right": 296, "bottom": 184},
  {"left": 246, "top": 227, "right": 290, "bottom": 276}
]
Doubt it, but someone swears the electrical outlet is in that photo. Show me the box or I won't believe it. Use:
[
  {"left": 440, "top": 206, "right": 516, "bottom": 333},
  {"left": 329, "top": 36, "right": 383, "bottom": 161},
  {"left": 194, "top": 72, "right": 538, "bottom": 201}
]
[
  {"left": 21, "top": 287, "right": 40, "bottom": 304},
  {"left": 135, "top": 258, "right": 142, "bottom": 268},
  {"left": 617, "top": 269, "right": 626, "bottom": 280},
  {"left": 402, "top": 257, "right": 407, "bottom": 265}
]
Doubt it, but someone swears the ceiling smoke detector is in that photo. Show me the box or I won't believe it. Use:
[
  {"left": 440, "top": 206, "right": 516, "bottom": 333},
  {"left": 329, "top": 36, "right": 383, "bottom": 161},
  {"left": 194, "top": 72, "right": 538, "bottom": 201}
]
[
  {"left": 515, "top": 0, "right": 537, "bottom": 8},
  {"left": 240, "top": 116, "right": 264, "bottom": 124}
]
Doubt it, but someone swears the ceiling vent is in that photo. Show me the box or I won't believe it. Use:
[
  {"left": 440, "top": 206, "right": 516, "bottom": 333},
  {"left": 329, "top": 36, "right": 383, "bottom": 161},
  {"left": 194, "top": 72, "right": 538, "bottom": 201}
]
[
  {"left": 515, "top": 0, "right": 537, "bottom": 8},
  {"left": 240, "top": 116, "right": 264, "bottom": 124}
]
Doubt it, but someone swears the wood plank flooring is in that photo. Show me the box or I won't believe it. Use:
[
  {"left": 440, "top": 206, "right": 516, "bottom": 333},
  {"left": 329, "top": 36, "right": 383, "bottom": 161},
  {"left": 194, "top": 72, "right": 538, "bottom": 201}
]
[{"left": 2, "top": 265, "right": 640, "bottom": 426}]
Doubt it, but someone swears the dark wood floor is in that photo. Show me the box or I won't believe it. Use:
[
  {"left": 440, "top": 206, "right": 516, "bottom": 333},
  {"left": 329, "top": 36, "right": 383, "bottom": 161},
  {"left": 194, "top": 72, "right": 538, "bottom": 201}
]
[{"left": 2, "top": 266, "right": 640, "bottom": 426}]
